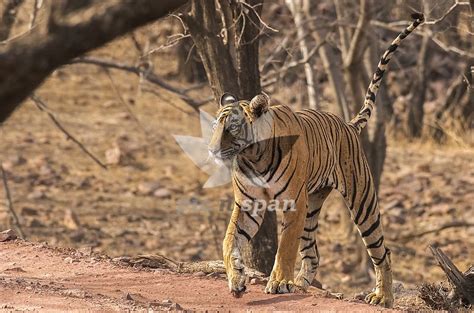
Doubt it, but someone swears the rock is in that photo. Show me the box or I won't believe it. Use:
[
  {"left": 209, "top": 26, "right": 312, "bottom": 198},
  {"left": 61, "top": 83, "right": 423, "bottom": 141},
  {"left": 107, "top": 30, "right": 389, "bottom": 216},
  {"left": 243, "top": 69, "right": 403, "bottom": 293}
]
[
  {"left": 325, "top": 291, "right": 344, "bottom": 300},
  {"left": 167, "top": 303, "right": 183, "bottom": 311},
  {"left": 64, "top": 209, "right": 80, "bottom": 230},
  {"left": 4, "top": 267, "right": 26, "bottom": 273},
  {"left": 70, "top": 230, "right": 85, "bottom": 242},
  {"left": 79, "top": 247, "right": 93, "bottom": 256},
  {"left": 393, "top": 281, "right": 405, "bottom": 294},
  {"left": 102, "top": 100, "right": 117, "bottom": 108},
  {"left": 250, "top": 277, "right": 266, "bottom": 285},
  {"left": 21, "top": 207, "right": 38, "bottom": 216},
  {"left": 116, "top": 112, "right": 131, "bottom": 120},
  {"left": 354, "top": 291, "right": 367, "bottom": 301},
  {"left": 193, "top": 271, "right": 206, "bottom": 277},
  {"left": 137, "top": 181, "right": 161, "bottom": 195},
  {"left": 311, "top": 279, "right": 323, "bottom": 289},
  {"left": 153, "top": 188, "right": 171, "bottom": 199},
  {"left": 112, "top": 256, "right": 131, "bottom": 264},
  {"left": 64, "top": 257, "right": 74, "bottom": 264},
  {"left": 39, "top": 164, "right": 54, "bottom": 177},
  {"left": 1, "top": 155, "right": 26, "bottom": 170},
  {"left": 124, "top": 293, "right": 134, "bottom": 301},
  {"left": 27, "top": 219, "right": 44, "bottom": 228},
  {"left": 105, "top": 145, "right": 122, "bottom": 165},
  {"left": 63, "top": 289, "right": 87, "bottom": 298},
  {"left": 27, "top": 190, "right": 46, "bottom": 200},
  {"left": 0, "top": 229, "right": 17, "bottom": 242}
]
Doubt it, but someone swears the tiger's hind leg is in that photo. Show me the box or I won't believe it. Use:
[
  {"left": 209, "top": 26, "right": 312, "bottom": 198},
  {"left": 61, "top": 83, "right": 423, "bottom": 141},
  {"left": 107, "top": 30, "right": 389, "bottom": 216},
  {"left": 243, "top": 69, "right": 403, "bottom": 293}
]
[
  {"left": 294, "top": 187, "right": 332, "bottom": 290},
  {"left": 337, "top": 161, "right": 393, "bottom": 308}
]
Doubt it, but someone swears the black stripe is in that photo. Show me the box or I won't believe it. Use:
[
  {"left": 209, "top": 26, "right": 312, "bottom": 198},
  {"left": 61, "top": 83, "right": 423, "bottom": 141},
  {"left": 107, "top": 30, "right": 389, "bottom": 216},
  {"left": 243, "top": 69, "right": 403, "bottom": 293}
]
[
  {"left": 304, "top": 224, "right": 318, "bottom": 232},
  {"left": 360, "top": 191, "right": 377, "bottom": 225},
  {"left": 366, "top": 90, "right": 376, "bottom": 103},
  {"left": 274, "top": 150, "right": 293, "bottom": 182},
  {"left": 350, "top": 172, "right": 357, "bottom": 207},
  {"left": 373, "top": 249, "right": 388, "bottom": 266},
  {"left": 302, "top": 255, "right": 317, "bottom": 260},
  {"left": 300, "top": 236, "right": 312, "bottom": 241},
  {"left": 372, "top": 68, "right": 385, "bottom": 84},
  {"left": 367, "top": 236, "right": 384, "bottom": 249},
  {"left": 234, "top": 178, "right": 255, "bottom": 201},
  {"left": 266, "top": 144, "right": 282, "bottom": 181},
  {"left": 274, "top": 166, "right": 297, "bottom": 199},
  {"left": 244, "top": 210, "right": 260, "bottom": 226},
  {"left": 306, "top": 207, "right": 321, "bottom": 219},
  {"left": 300, "top": 240, "right": 316, "bottom": 252},
  {"left": 361, "top": 214, "right": 381, "bottom": 238},
  {"left": 387, "top": 43, "right": 398, "bottom": 52},
  {"left": 235, "top": 223, "right": 251, "bottom": 241},
  {"left": 354, "top": 186, "right": 370, "bottom": 225},
  {"left": 294, "top": 183, "right": 305, "bottom": 202}
]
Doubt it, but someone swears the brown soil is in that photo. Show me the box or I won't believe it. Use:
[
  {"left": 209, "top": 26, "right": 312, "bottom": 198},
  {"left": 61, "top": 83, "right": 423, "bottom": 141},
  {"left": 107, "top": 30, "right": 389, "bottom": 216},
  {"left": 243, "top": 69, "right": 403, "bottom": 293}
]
[{"left": 1, "top": 239, "right": 396, "bottom": 312}]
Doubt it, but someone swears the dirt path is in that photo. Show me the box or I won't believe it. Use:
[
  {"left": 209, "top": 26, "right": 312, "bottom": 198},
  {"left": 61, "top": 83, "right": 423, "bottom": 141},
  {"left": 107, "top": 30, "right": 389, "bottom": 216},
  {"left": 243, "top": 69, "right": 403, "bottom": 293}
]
[{"left": 0, "top": 240, "right": 395, "bottom": 312}]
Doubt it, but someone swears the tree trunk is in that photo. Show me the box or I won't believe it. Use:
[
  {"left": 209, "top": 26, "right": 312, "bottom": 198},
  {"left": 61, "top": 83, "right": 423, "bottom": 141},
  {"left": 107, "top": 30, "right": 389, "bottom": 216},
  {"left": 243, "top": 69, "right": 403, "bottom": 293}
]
[
  {"left": 0, "top": 0, "right": 188, "bottom": 123},
  {"left": 176, "top": 37, "right": 207, "bottom": 83},
  {"left": 0, "top": 0, "right": 24, "bottom": 41},
  {"left": 183, "top": 0, "right": 278, "bottom": 275},
  {"left": 430, "top": 64, "right": 472, "bottom": 142},
  {"left": 285, "top": 0, "right": 318, "bottom": 109},
  {"left": 430, "top": 245, "right": 474, "bottom": 304},
  {"left": 313, "top": 30, "right": 351, "bottom": 120},
  {"left": 407, "top": 4, "right": 430, "bottom": 138}
]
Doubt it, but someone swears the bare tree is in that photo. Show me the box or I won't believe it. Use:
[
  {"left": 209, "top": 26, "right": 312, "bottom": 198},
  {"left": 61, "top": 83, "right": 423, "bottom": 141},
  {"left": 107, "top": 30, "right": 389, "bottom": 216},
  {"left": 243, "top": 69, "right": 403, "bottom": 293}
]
[
  {"left": 285, "top": 0, "right": 319, "bottom": 109},
  {"left": 0, "top": 0, "right": 188, "bottom": 123},
  {"left": 183, "top": 0, "right": 278, "bottom": 275}
]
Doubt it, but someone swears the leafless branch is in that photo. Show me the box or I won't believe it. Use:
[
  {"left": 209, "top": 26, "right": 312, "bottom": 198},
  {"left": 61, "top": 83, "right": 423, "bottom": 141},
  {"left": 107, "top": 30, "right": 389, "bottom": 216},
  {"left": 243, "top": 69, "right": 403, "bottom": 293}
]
[
  {"left": 423, "top": 1, "right": 470, "bottom": 25},
  {"left": 239, "top": 1, "right": 278, "bottom": 33},
  {"left": 69, "top": 57, "right": 208, "bottom": 110},
  {"left": 30, "top": 94, "right": 108, "bottom": 170},
  {"left": 430, "top": 35, "right": 474, "bottom": 58},
  {"left": 145, "top": 33, "right": 191, "bottom": 56},
  {"left": 261, "top": 39, "right": 326, "bottom": 85},
  {"left": 103, "top": 68, "right": 148, "bottom": 135},
  {"left": 344, "top": 0, "right": 368, "bottom": 68},
  {"left": 142, "top": 88, "right": 197, "bottom": 116},
  {"left": 29, "top": 0, "right": 43, "bottom": 29},
  {"left": 0, "top": 0, "right": 188, "bottom": 123},
  {"left": 395, "top": 221, "right": 474, "bottom": 242},
  {"left": 370, "top": 20, "right": 474, "bottom": 59},
  {"left": 0, "top": 164, "right": 25, "bottom": 239}
]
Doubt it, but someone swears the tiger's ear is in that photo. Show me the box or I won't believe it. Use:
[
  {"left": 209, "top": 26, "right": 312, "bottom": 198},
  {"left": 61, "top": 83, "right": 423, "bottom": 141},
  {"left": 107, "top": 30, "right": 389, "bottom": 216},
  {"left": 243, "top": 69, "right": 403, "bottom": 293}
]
[
  {"left": 220, "top": 93, "right": 238, "bottom": 106},
  {"left": 249, "top": 93, "right": 270, "bottom": 118}
]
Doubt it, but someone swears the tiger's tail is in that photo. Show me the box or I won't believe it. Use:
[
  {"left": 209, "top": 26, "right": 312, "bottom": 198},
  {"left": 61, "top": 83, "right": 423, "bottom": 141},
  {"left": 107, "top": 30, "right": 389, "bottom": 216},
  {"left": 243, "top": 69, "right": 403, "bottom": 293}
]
[{"left": 350, "top": 13, "right": 424, "bottom": 133}]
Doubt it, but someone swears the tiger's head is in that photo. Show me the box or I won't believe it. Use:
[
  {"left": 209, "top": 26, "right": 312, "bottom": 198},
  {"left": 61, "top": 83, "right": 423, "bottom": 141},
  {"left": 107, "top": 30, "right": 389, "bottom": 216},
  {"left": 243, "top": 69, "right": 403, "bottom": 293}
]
[{"left": 208, "top": 92, "right": 270, "bottom": 162}]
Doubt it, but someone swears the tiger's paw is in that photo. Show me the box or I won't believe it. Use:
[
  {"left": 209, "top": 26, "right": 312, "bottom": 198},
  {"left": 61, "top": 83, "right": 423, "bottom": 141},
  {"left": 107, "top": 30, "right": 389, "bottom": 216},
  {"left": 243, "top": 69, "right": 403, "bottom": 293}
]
[
  {"left": 227, "top": 269, "right": 247, "bottom": 298},
  {"left": 294, "top": 273, "right": 311, "bottom": 291},
  {"left": 365, "top": 289, "right": 394, "bottom": 308},
  {"left": 264, "top": 279, "right": 297, "bottom": 294}
]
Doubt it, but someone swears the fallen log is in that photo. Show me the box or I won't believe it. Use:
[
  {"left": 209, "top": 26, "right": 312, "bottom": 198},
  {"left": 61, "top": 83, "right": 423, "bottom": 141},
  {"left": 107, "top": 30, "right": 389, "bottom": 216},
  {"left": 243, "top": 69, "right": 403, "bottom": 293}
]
[
  {"left": 112, "top": 254, "right": 266, "bottom": 279},
  {"left": 429, "top": 245, "right": 474, "bottom": 305}
]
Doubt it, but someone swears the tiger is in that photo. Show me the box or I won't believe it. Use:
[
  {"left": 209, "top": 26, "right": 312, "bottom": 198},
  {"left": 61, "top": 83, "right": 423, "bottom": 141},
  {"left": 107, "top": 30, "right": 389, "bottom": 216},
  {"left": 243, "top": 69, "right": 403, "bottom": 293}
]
[{"left": 208, "top": 13, "right": 424, "bottom": 308}]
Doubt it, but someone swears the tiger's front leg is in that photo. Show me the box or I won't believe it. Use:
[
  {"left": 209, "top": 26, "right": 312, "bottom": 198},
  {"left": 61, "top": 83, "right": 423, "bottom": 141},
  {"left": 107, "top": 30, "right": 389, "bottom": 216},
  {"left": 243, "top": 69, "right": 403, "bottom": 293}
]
[
  {"left": 223, "top": 197, "right": 267, "bottom": 297},
  {"left": 265, "top": 188, "right": 308, "bottom": 294}
]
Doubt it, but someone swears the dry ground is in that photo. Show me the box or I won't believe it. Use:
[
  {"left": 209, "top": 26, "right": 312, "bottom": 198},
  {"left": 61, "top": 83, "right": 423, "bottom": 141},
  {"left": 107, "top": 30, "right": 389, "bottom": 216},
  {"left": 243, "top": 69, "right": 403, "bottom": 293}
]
[
  {"left": 0, "top": 19, "right": 473, "bottom": 311},
  {"left": 0, "top": 239, "right": 404, "bottom": 312}
]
